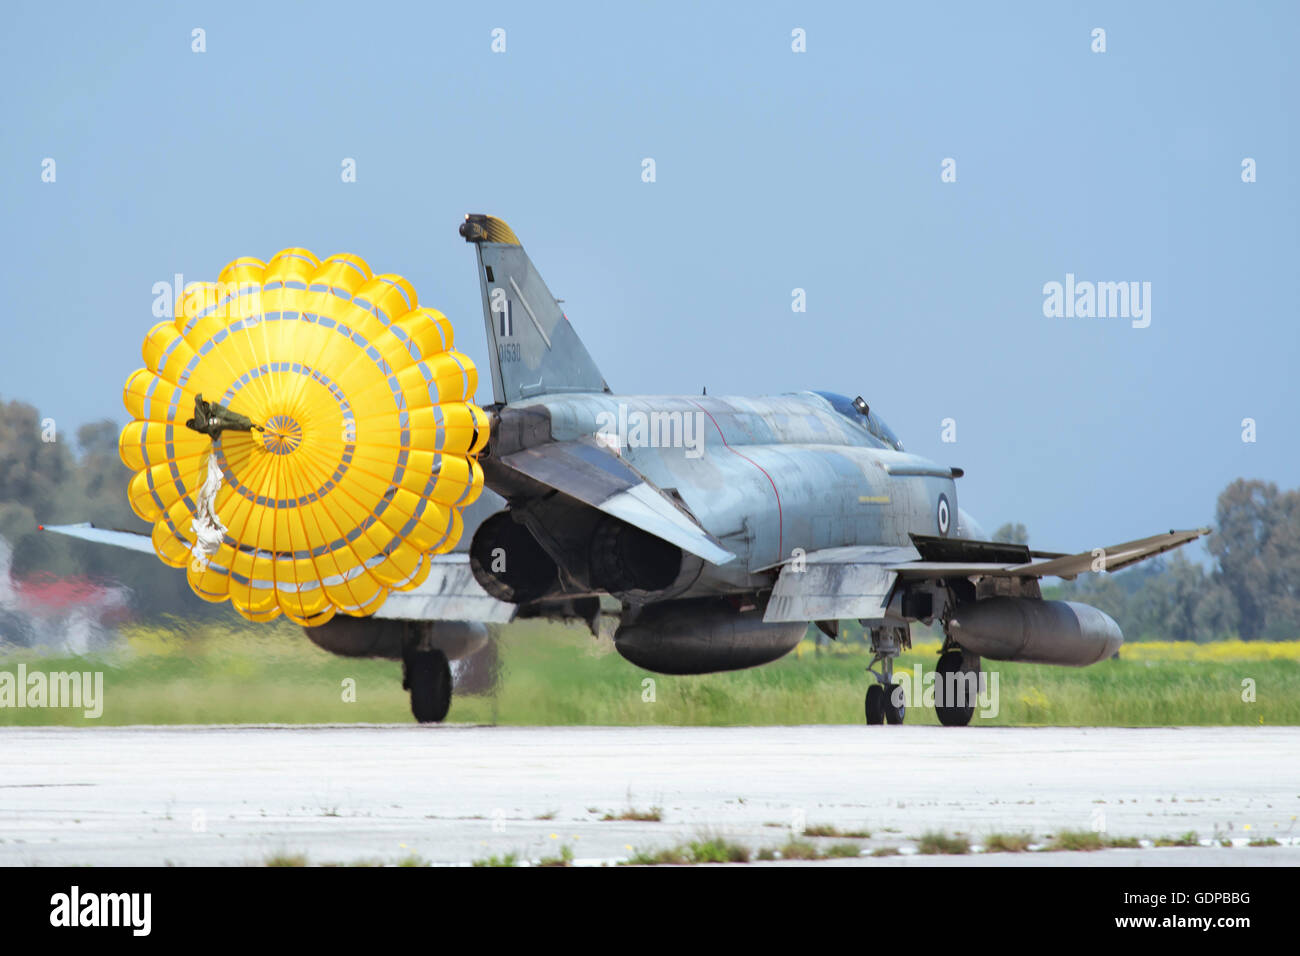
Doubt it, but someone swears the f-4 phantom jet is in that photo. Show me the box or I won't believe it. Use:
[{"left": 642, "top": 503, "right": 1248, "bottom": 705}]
[{"left": 47, "top": 215, "right": 1208, "bottom": 724}]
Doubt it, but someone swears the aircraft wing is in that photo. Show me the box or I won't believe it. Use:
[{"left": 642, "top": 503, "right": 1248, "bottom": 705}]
[
  {"left": 892, "top": 528, "right": 1212, "bottom": 580},
  {"left": 41, "top": 523, "right": 517, "bottom": 623},
  {"left": 761, "top": 529, "right": 1210, "bottom": 623},
  {"left": 495, "top": 439, "right": 736, "bottom": 565}
]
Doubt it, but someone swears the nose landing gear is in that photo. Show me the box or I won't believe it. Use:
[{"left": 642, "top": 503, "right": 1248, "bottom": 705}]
[{"left": 864, "top": 625, "right": 908, "bottom": 725}]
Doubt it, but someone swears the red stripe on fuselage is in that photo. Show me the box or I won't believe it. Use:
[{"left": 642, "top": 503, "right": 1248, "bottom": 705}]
[{"left": 689, "top": 400, "right": 783, "bottom": 565}]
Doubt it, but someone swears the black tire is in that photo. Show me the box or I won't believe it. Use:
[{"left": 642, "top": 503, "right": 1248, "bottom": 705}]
[
  {"left": 864, "top": 684, "right": 886, "bottom": 725},
  {"left": 407, "top": 649, "right": 453, "bottom": 724},
  {"left": 935, "top": 650, "right": 976, "bottom": 727},
  {"left": 884, "top": 683, "right": 906, "bottom": 725}
]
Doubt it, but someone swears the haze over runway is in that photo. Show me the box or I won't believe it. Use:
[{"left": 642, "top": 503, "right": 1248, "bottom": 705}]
[{"left": 1, "top": 725, "right": 1297, "bottom": 866}]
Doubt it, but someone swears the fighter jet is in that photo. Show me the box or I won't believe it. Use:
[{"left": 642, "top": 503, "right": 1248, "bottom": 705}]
[{"left": 46, "top": 215, "right": 1209, "bottom": 724}]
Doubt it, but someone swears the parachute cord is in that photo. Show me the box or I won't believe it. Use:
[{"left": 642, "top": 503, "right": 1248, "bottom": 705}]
[{"left": 190, "top": 450, "right": 228, "bottom": 571}]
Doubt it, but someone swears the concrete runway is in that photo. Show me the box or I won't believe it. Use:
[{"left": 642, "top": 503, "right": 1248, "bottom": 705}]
[{"left": 1, "top": 725, "right": 1298, "bottom": 866}]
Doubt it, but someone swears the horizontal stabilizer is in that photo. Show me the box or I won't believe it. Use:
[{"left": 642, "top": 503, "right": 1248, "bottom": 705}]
[
  {"left": 372, "top": 554, "right": 516, "bottom": 623},
  {"left": 40, "top": 523, "right": 156, "bottom": 555}
]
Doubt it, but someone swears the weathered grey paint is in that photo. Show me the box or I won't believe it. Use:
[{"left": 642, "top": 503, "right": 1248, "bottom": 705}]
[{"left": 513, "top": 391, "right": 959, "bottom": 594}]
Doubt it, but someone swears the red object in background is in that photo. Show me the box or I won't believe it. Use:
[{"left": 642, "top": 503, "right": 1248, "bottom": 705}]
[{"left": 12, "top": 571, "right": 132, "bottom": 624}]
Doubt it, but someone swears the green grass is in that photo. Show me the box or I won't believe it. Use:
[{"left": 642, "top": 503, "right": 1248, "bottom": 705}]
[
  {"left": 983, "top": 832, "right": 1034, "bottom": 853},
  {"left": 1045, "top": 830, "right": 1145, "bottom": 851},
  {"left": 601, "top": 806, "right": 663, "bottom": 822},
  {"left": 825, "top": 842, "right": 863, "bottom": 858},
  {"left": 2, "top": 620, "right": 1298, "bottom": 726},
  {"left": 1046, "top": 830, "right": 1105, "bottom": 851},
  {"left": 471, "top": 852, "right": 519, "bottom": 867},
  {"left": 623, "top": 837, "right": 750, "bottom": 865},
  {"left": 537, "top": 845, "right": 575, "bottom": 867},
  {"left": 803, "top": 824, "right": 871, "bottom": 839},
  {"left": 686, "top": 837, "right": 750, "bottom": 864},
  {"left": 623, "top": 846, "right": 690, "bottom": 866},
  {"left": 917, "top": 831, "right": 970, "bottom": 855},
  {"left": 1153, "top": 831, "right": 1200, "bottom": 847},
  {"left": 776, "top": 840, "right": 822, "bottom": 860}
]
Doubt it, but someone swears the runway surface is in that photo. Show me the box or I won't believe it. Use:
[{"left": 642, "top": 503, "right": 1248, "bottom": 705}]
[{"left": 1, "top": 725, "right": 1298, "bottom": 866}]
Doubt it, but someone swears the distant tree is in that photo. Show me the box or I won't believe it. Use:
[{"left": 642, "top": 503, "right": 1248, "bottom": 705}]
[
  {"left": 1141, "top": 553, "right": 1210, "bottom": 641},
  {"left": 0, "top": 401, "right": 230, "bottom": 621},
  {"left": 1046, "top": 571, "right": 1129, "bottom": 630},
  {"left": 1263, "top": 489, "right": 1300, "bottom": 637},
  {"left": 0, "top": 401, "right": 77, "bottom": 576},
  {"left": 992, "top": 522, "right": 1028, "bottom": 545},
  {"left": 1047, "top": 555, "right": 1227, "bottom": 642},
  {"left": 1047, "top": 478, "right": 1300, "bottom": 641},
  {"left": 1192, "top": 579, "right": 1240, "bottom": 640},
  {"left": 1208, "top": 479, "right": 1300, "bottom": 639},
  {"left": 0, "top": 401, "right": 73, "bottom": 525}
]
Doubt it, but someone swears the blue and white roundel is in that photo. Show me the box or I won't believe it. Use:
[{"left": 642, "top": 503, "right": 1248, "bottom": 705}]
[{"left": 937, "top": 494, "right": 951, "bottom": 536}]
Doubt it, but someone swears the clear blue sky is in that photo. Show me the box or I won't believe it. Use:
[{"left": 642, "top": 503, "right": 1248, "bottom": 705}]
[{"left": 2, "top": 1, "right": 1296, "bottom": 556}]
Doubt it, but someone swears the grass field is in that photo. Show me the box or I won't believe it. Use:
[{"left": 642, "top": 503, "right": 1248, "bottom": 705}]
[{"left": 1, "top": 620, "right": 1297, "bottom": 726}]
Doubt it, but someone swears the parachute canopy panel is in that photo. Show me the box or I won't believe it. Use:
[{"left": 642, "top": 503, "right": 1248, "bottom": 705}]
[{"left": 119, "top": 249, "right": 489, "bottom": 626}]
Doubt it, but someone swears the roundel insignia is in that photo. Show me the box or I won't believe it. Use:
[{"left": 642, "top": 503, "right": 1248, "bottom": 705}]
[{"left": 937, "top": 494, "right": 951, "bottom": 536}]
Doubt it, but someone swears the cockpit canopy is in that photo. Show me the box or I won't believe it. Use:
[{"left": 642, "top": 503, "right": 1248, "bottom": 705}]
[{"left": 810, "top": 391, "right": 904, "bottom": 451}]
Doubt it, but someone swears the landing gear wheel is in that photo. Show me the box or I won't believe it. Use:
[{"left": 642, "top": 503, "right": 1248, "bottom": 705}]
[
  {"left": 884, "top": 684, "right": 905, "bottom": 725},
  {"left": 935, "top": 649, "right": 976, "bottom": 727},
  {"left": 864, "top": 624, "right": 909, "bottom": 727},
  {"left": 406, "top": 648, "right": 452, "bottom": 724},
  {"left": 864, "top": 684, "right": 885, "bottom": 725}
]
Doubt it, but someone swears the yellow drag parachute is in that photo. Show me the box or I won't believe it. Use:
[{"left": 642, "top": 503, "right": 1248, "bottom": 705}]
[{"left": 118, "top": 249, "right": 488, "bottom": 625}]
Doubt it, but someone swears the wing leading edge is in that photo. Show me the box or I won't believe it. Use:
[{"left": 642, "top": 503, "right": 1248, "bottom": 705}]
[
  {"left": 896, "top": 528, "right": 1211, "bottom": 579},
  {"left": 762, "top": 529, "right": 1210, "bottom": 623}
]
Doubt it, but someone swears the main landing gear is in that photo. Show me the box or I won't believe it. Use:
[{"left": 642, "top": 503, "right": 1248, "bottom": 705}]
[
  {"left": 403, "top": 643, "right": 453, "bottom": 724},
  {"left": 934, "top": 645, "right": 980, "bottom": 728},
  {"left": 864, "top": 625, "right": 907, "bottom": 725},
  {"left": 862, "top": 625, "right": 982, "bottom": 727}
]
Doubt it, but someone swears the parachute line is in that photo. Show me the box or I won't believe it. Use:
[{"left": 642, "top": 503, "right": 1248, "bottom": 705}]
[{"left": 190, "top": 452, "right": 228, "bottom": 570}]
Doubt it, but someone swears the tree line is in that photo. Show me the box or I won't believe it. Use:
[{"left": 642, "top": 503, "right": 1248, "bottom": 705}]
[
  {"left": 0, "top": 398, "right": 1295, "bottom": 639},
  {"left": 1002, "top": 478, "right": 1300, "bottom": 641},
  {"left": 0, "top": 400, "right": 220, "bottom": 620}
]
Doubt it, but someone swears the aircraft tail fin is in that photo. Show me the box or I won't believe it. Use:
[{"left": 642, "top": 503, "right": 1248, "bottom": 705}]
[{"left": 459, "top": 214, "right": 609, "bottom": 404}]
